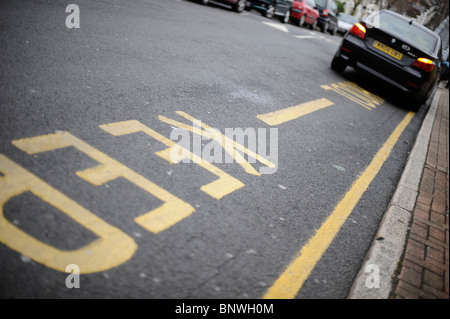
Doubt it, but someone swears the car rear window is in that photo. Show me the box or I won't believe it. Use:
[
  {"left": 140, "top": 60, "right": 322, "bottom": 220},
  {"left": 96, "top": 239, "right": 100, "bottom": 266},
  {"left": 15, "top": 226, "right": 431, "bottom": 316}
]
[
  {"left": 315, "top": 0, "right": 327, "bottom": 8},
  {"left": 339, "top": 13, "right": 358, "bottom": 24},
  {"left": 368, "top": 11, "right": 437, "bottom": 54}
]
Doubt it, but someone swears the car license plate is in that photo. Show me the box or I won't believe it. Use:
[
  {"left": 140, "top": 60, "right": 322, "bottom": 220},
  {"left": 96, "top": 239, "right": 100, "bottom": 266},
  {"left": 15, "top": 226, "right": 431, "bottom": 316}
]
[{"left": 373, "top": 40, "right": 403, "bottom": 60}]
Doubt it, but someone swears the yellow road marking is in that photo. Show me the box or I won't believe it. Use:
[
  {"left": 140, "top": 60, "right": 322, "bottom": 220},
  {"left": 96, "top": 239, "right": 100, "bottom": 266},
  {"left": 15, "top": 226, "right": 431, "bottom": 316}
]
[
  {"left": 99, "top": 120, "right": 244, "bottom": 200},
  {"left": 159, "top": 111, "right": 276, "bottom": 176},
  {"left": 176, "top": 111, "right": 276, "bottom": 168},
  {"left": 321, "top": 81, "right": 384, "bottom": 110},
  {"left": 263, "top": 111, "right": 414, "bottom": 299},
  {"left": 345, "top": 81, "right": 385, "bottom": 104},
  {"left": 13, "top": 132, "right": 194, "bottom": 234},
  {"left": 256, "top": 98, "right": 334, "bottom": 126},
  {"left": 0, "top": 154, "right": 137, "bottom": 274}
]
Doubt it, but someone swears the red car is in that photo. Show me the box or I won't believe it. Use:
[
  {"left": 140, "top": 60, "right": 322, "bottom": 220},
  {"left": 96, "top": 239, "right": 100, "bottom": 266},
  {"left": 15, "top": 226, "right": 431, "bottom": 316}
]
[{"left": 290, "top": 0, "right": 320, "bottom": 29}]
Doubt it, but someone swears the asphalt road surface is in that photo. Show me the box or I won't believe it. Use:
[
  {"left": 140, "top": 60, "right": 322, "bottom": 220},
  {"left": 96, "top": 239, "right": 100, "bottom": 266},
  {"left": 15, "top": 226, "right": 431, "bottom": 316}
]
[{"left": 0, "top": 0, "right": 431, "bottom": 300}]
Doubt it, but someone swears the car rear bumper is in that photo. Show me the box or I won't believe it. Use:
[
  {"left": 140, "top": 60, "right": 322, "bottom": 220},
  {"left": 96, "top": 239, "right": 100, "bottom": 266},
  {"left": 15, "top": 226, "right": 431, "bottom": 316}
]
[
  {"left": 249, "top": 0, "right": 269, "bottom": 10},
  {"left": 317, "top": 16, "right": 330, "bottom": 27},
  {"left": 221, "top": 0, "right": 239, "bottom": 4},
  {"left": 335, "top": 35, "right": 435, "bottom": 101},
  {"left": 291, "top": 8, "right": 303, "bottom": 19},
  {"left": 317, "top": 16, "right": 325, "bottom": 25}
]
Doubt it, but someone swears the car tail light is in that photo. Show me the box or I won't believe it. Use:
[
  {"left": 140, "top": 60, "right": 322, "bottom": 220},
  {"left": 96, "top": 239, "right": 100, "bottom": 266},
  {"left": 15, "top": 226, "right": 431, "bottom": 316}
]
[
  {"left": 412, "top": 58, "right": 435, "bottom": 72},
  {"left": 349, "top": 23, "right": 366, "bottom": 39},
  {"left": 322, "top": 8, "right": 328, "bottom": 17}
]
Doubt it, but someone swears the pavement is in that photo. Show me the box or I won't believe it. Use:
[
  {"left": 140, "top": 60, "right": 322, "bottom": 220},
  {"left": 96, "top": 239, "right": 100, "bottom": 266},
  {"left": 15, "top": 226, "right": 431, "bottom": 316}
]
[{"left": 348, "top": 84, "right": 449, "bottom": 299}]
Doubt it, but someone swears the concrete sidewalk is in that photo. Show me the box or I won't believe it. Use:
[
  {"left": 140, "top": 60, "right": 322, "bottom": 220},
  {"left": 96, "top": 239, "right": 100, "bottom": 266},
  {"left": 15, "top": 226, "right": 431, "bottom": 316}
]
[{"left": 348, "top": 86, "right": 449, "bottom": 299}]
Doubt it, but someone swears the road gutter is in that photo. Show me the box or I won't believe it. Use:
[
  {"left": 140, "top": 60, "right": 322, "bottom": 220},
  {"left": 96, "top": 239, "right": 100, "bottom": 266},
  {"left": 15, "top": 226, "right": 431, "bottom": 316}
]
[{"left": 347, "top": 88, "right": 443, "bottom": 299}]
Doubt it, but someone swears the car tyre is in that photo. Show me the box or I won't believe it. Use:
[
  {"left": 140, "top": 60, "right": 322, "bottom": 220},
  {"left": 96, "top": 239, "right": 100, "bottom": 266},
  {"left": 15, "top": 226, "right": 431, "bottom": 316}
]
[
  {"left": 201, "top": 0, "right": 209, "bottom": 5},
  {"left": 233, "top": 0, "right": 246, "bottom": 12},
  {"left": 264, "top": 5, "right": 275, "bottom": 18},
  {"left": 322, "top": 21, "right": 329, "bottom": 33},
  {"left": 331, "top": 55, "right": 346, "bottom": 73},
  {"left": 280, "top": 10, "right": 290, "bottom": 23},
  {"left": 408, "top": 96, "right": 422, "bottom": 112},
  {"left": 411, "top": 102, "right": 421, "bottom": 112},
  {"left": 412, "top": 89, "right": 432, "bottom": 112},
  {"left": 310, "top": 19, "right": 317, "bottom": 30},
  {"left": 298, "top": 14, "right": 306, "bottom": 27}
]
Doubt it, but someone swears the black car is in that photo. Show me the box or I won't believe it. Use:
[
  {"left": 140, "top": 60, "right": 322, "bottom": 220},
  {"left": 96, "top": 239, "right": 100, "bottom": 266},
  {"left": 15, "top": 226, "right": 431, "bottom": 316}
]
[
  {"left": 315, "top": 0, "right": 338, "bottom": 34},
  {"left": 331, "top": 10, "right": 442, "bottom": 110},
  {"left": 198, "top": 0, "right": 247, "bottom": 12},
  {"left": 247, "top": 0, "right": 293, "bottom": 23}
]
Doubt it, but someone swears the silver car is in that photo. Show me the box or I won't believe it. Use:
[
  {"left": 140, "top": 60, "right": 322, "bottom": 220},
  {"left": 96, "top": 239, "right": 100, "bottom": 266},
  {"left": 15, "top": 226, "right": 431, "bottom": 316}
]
[{"left": 336, "top": 12, "right": 358, "bottom": 35}]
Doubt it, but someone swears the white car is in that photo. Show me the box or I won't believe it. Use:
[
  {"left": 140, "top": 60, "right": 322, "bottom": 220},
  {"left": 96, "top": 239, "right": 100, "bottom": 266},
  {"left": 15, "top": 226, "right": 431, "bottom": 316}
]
[{"left": 336, "top": 12, "right": 358, "bottom": 35}]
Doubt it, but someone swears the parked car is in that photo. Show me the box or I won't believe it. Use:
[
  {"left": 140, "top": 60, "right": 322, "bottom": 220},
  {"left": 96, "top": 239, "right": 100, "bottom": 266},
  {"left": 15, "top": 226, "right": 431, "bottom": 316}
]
[
  {"left": 331, "top": 10, "right": 442, "bottom": 110},
  {"left": 247, "top": 0, "right": 293, "bottom": 23},
  {"left": 197, "top": 0, "right": 247, "bottom": 13},
  {"left": 315, "top": 0, "right": 338, "bottom": 34},
  {"left": 440, "top": 59, "right": 449, "bottom": 88},
  {"left": 336, "top": 12, "right": 358, "bottom": 35},
  {"left": 290, "top": 0, "right": 320, "bottom": 29}
]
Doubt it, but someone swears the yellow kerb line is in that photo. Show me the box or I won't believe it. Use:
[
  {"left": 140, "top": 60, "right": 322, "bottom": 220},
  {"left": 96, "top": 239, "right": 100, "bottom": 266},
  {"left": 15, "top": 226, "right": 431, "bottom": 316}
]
[
  {"left": 263, "top": 111, "right": 414, "bottom": 299},
  {"left": 257, "top": 98, "right": 335, "bottom": 126}
]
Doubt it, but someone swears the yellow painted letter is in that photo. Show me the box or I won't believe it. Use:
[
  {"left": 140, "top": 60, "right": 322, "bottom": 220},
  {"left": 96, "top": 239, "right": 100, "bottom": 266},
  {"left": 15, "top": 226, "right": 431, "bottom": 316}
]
[{"left": 0, "top": 154, "right": 137, "bottom": 274}]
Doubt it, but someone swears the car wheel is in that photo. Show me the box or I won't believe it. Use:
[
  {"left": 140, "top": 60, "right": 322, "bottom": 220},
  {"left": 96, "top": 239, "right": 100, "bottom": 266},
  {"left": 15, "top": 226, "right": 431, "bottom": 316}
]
[
  {"left": 264, "top": 5, "right": 275, "bottom": 18},
  {"left": 412, "top": 91, "right": 430, "bottom": 112},
  {"left": 411, "top": 101, "right": 421, "bottom": 112},
  {"left": 298, "top": 14, "right": 306, "bottom": 27},
  {"left": 281, "top": 10, "right": 290, "bottom": 23},
  {"left": 233, "top": 0, "right": 246, "bottom": 12},
  {"left": 407, "top": 95, "right": 423, "bottom": 112},
  {"left": 310, "top": 19, "right": 317, "bottom": 30},
  {"left": 322, "top": 21, "right": 329, "bottom": 33},
  {"left": 331, "top": 55, "right": 346, "bottom": 73},
  {"left": 201, "top": 0, "right": 209, "bottom": 5}
]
